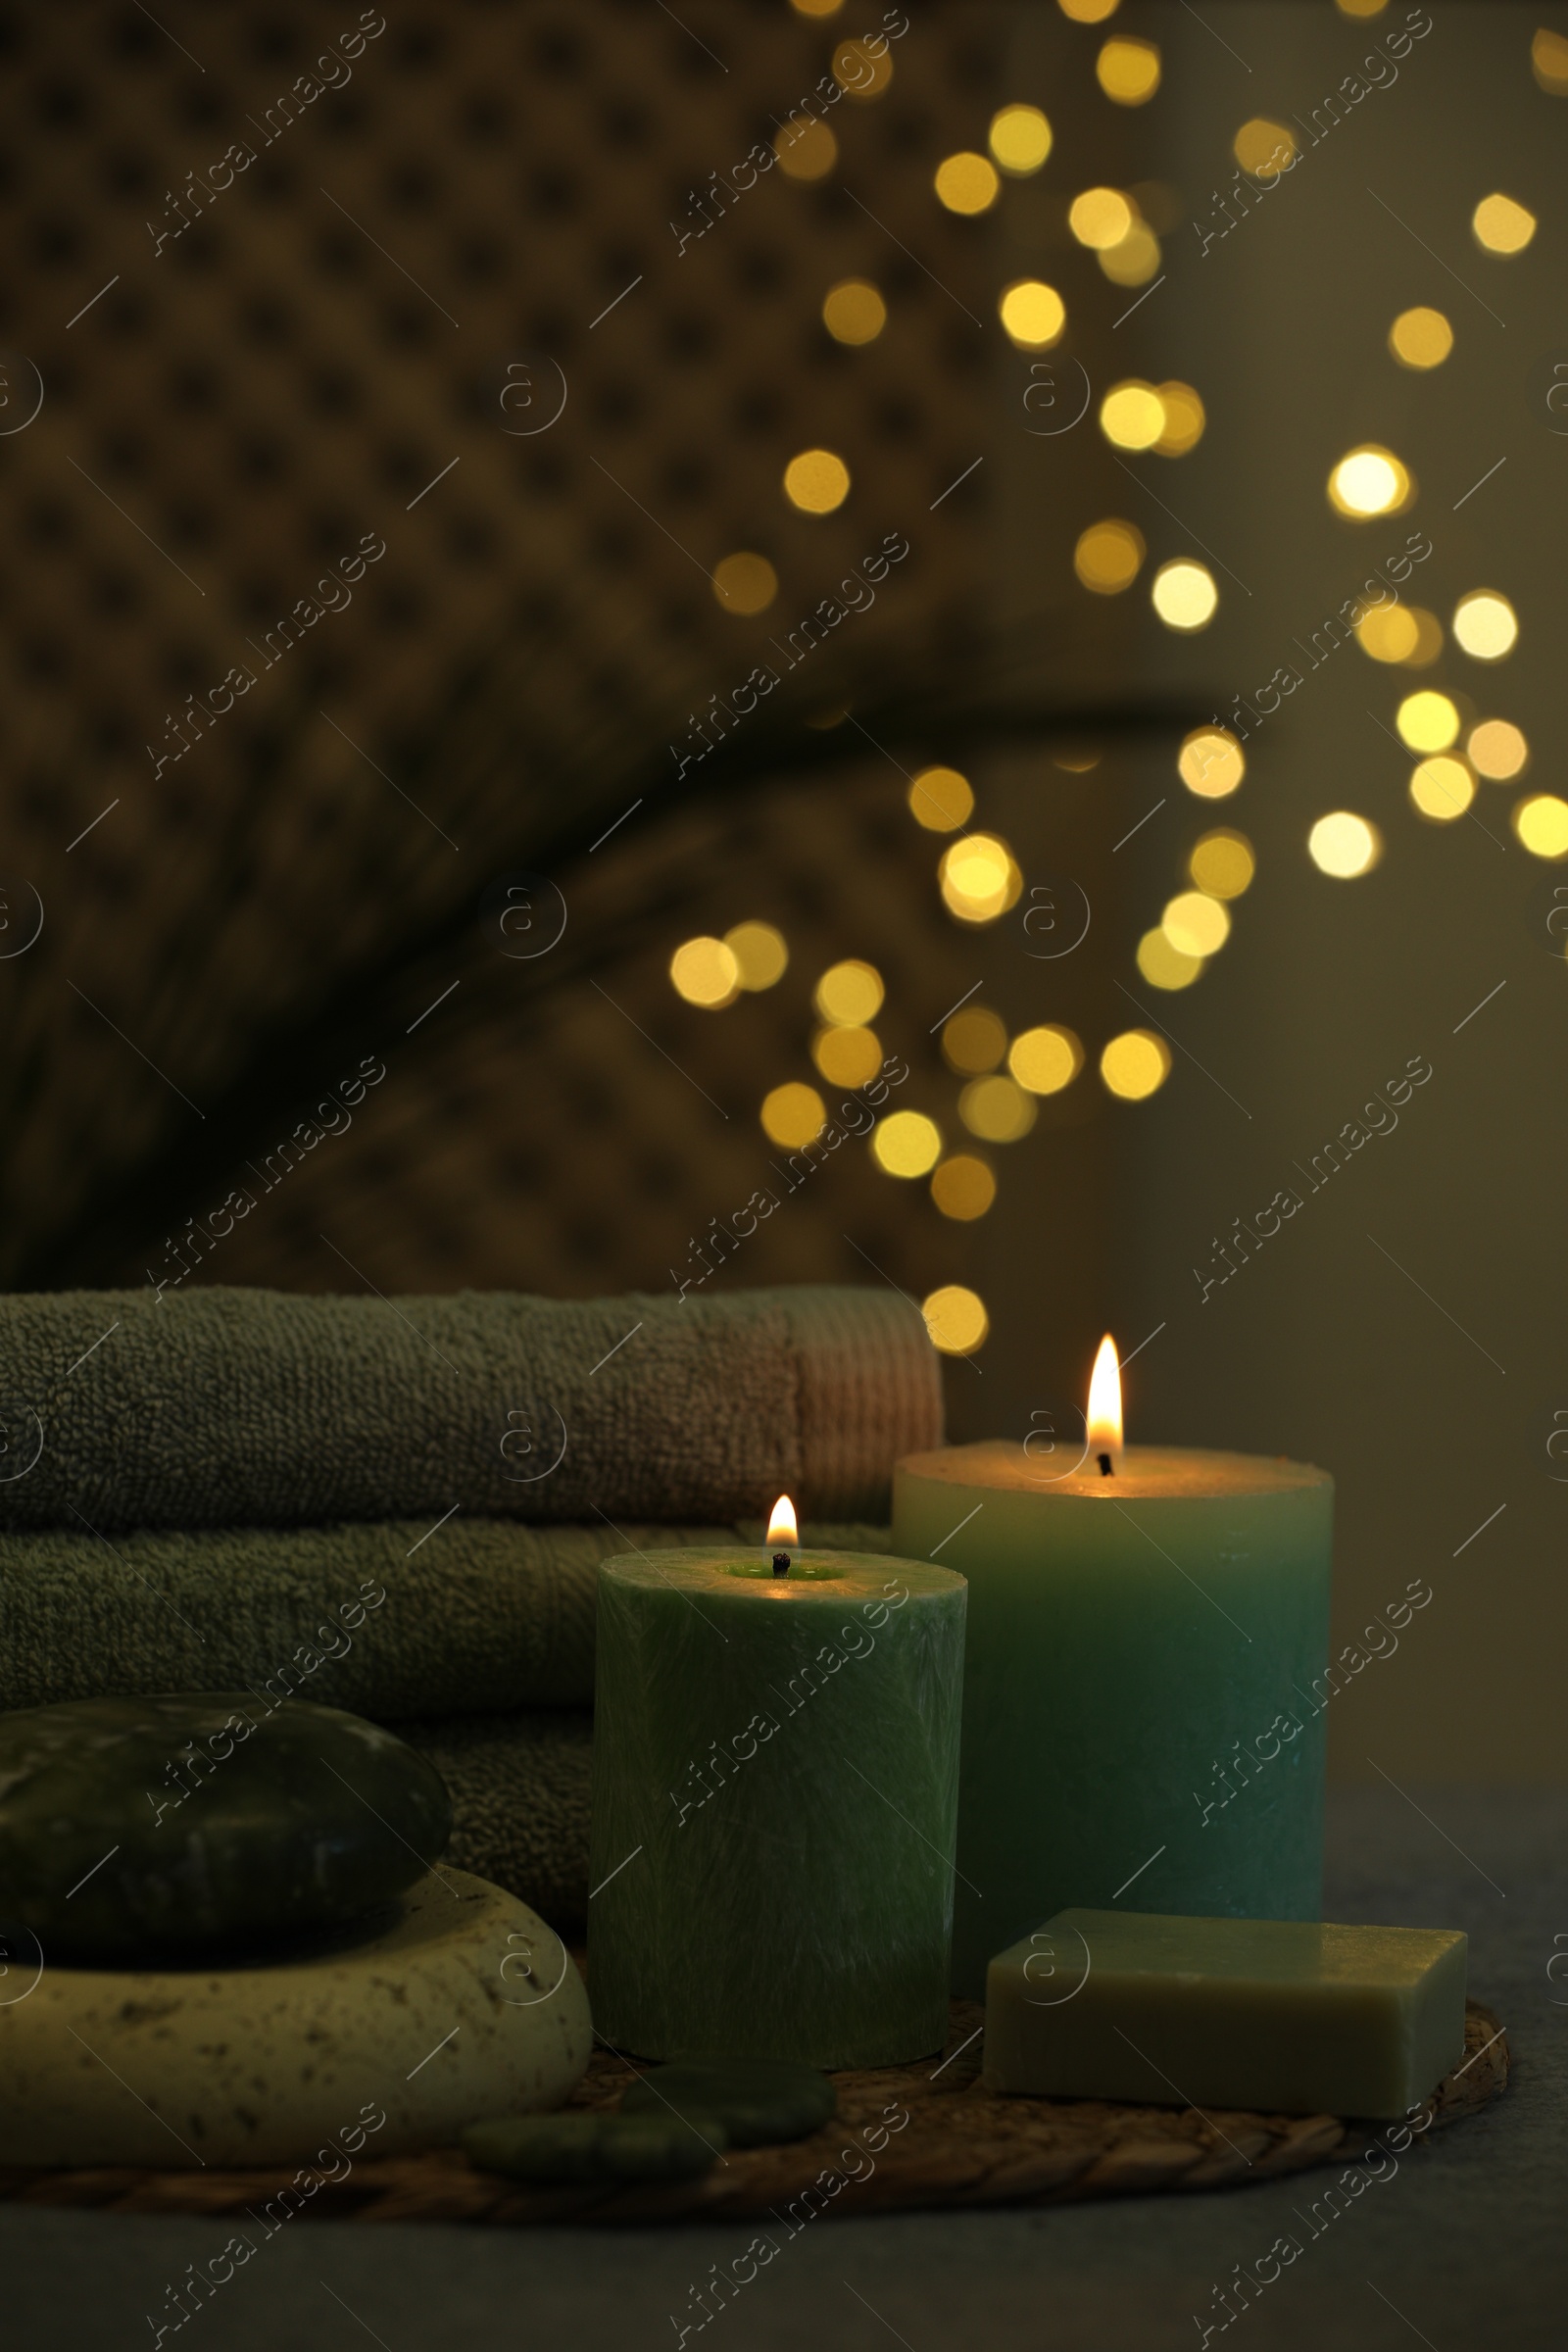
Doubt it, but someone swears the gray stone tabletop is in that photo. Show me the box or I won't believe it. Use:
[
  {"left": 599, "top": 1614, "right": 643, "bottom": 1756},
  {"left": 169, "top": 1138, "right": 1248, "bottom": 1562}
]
[{"left": 6, "top": 1786, "right": 1563, "bottom": 2352}]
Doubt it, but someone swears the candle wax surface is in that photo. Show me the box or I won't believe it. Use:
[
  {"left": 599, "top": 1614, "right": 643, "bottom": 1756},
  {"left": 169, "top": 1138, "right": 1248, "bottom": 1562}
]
[{"left": 899, "top": 1440, "right": 1329, "bottom": 1500}]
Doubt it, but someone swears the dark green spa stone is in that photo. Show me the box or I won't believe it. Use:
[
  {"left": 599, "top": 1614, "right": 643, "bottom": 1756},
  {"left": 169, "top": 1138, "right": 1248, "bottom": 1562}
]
[
  {"left": 0, "top": 1693, "right": 451, "bottom": 1965},
  {"left": 620, "top": 2054, "right": 837, "bottom": 2144},
  {"left": 464, "top": 2110, "right": 727, "bottom": 2182}
]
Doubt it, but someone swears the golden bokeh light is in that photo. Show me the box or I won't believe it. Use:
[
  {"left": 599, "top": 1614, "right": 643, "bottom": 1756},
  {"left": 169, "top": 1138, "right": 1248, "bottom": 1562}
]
[
  {"left": 1059, "top": 0, "right": 1119, "bottom": 19},
  {"left": 1514, "top": 796, "right": 1568, "bottom": 858},
  {"left": 711, "top": 552, "right": 778, "bottom": 615},
  {"left": 922, "top": 1284, "right": 989, "bottom": 1355},
  {"left": 1401, "top": 609, "right": 1445, "bottom": 665},
  {"left": 1472, "top": 192, "right": 1536, "bottom": 254},
  {"left": 724, "top": 920, "right": 788, "bottom": 990},
  {"left": 774, "top": 117, "right": 837, "bottom": 180},
  {"left": 1396, "top": 690, "right": 1460, "bottom": 752},
  {"left": 1097, "top": 35, "right": 1160, "bottom": 104},
  {"left": 1137, "top": 927, "right": 1201, "bottom": 991},
  {"left": 989, "top": 103, "right": 1053, "bottom": 174},
  {"left": 1069, "top": 186, "right": 1135, "bottom": 248},
  {"left": 1233, "top": 119, "right": 1297, "bottom": 178},
  {"left": 783, "top": 448, "right": 851, "bottom": 514},
  {"left": 908, "top": 765, "right": 975, "bottom": 832},
  {"left": 873, "top": 1109, "right": 943, "bottom": 1177},
  {"left": 1074, "top": 517, "right": 1146, "bottom": 594},
  {"left": 1389, "top": 306, "right": 1452, "bottom": 369},
  {"left": 1100, "top": 222, "right": 1161, "bottom": 286},
  {"left": 1008, "top": 1024, "right": 1083, "bottom": 1096},
  {"left": 939, "top": 833, "right": 1023, "bottom": 923},
  {"left": 1189, "top": 829, "right": 1255, "bottom": 899},
  {"left": 1355, "top": 605, "right": 1419, "bottom": 663},
  {"left": 833, "top": 36, "right": 893, "bottom": 99},
  {"left": 1336, "top": 0, "right": 1389, "bottom": 14},
  {"left": 1408, "top": 758, "right": 1474, "bottom": 823},
  {"left": 1152, "top": 560, "right": 1218, "bottom": 632},
  {"left": 1467, "top": 719, "right": 1528, "bottom": 780},
  {"left": 811, "top": 1024, "right": 883, "bottom": 1089},
  {"left": 822, "top": 278, "right": 887, "bottom": 345},
  {"left": 959, "top": 1074, "right": 1038, "bottom": 1143},
  {"left": 1533, "top": 26, "right": 1568, "bottom": 93},
  {"left": 761, "top": 1082, "right": 826, "bottom": 1149},
  {"left": 1178, "top": 727, "right": 1245, "bottom": 799},
  {"left": 1327, "top": 445, "right": 1411, "bottom": 517},
  {"left": 1451, "top": 590, "right": 1518, "bottom": 661},
  {"left": 814, "top": 957, "right": 884, "bottom": 1026},
  {"left": 790, "top": 0, "right": 844, "bottom": 15},
  {"left": 934, "top": 152, "right": 1001, "bottom": 215},
  {"left": 1100, "top": 378, "right": 1165, "bottom": 450},
  {"left": 670, "top": 936, "right": 740, "bottom": 1007},
  {"left": 942, "top": 1005, "right": 1007, "bottom": 1074},
  {"left": 1101, "top": 1030, "right": 1170, "bottom": 1100},
  {"left": 1308, "top": 811, "right": 1381, "bottom": 877},
  {"left": 998, "top": 279, "right": 1066, "bottom": 349},
  {"left": 1153, "top": 380, "right": 1204, "bottom": 455},
  {"left": 1162, "top": 890, "right": 1230, "bottom": 957},
  {"left": 931, "top": 1154, "right": 997, "bottom": 1221}
]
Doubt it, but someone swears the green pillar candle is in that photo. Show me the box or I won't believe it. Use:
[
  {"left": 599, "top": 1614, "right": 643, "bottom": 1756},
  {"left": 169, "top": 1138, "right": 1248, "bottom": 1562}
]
[
  {"left": 893, "top": 1414, "right": 1332, "bottom": 2000},
  {"left": 588, "top": 1538, "right": 965, "bottom": 2067}
]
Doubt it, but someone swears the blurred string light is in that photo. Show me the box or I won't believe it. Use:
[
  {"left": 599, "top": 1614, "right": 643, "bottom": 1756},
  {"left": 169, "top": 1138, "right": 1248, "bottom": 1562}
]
[
  {"left": 1009, "top": 1025, "right": 1082, "bottom": 1094},
  {"left": 1154, "top": 382, "right": 1204, "bottom": 454},
  {"left": 998, "top": 279, "right": 1066, "bottom": 349},
  {"left": 939, "top": 833, "right": 1023, "bottom": 922},
  {"left": 989, "top": 104, "right": 1053, "bottom": 173},
  {"left": 1137, "top": 928, "right": 1200, "bottom": 991},
  {"left": 1356, "top": 605, "right": 1443, "bottom": 664},
  {"left": 761, "top": 1082, "right": 826, "bottom": 1148},
  {"left": 774, "top": 118, "right": 836, "bottom": 180},
  {"left": 1057, "top": 0, "right": 1119, "bottom": 22},
  {"left": 1308, "top": 812, "right": 1381, "bottom": 876},
  {"left": 908, "top": 764, "right": 974, "bottom": 831},
  {"left": 1389, "top": 306, "right": 1452, "bottom": 368},
  {"left": 1189, "top": 830, "right": 1254, "bottom": 898},
  {"left": 1327, "top": 445, "right": 1411, "bottom": 516},
  {"left": 783, "top": 448, "right": 850, "bottom": 513},
  {"left": 931, "top": 1154, "right": 996, "bottom": 1220},
  {"left": 1396, "top": 690, "right": 1459, "bottom": 752},
  {"left": 1515, "top": 796, "right": 1568, "bottom": 858},
  {"left": 1100, "top": 219, "right": 1160, "bottom": 286},
  {"left": 1152, "top": 560, "right": 1217, "bottom": 632},
  {"left": 1069, "top": 184, "right": 1133, "bottom": 246},
  {"left": 711, "top": 553, "right": 778, "bottom": 614},
  {"left": 1533, "top": 27, "right": 1568, "bottom": 93},
  {"left": 1162, "top": 891, "right": 1229, "bottom": 957},
  {"left": 812, "top": 1024, "right": 882, "bottom": 1087},
  {"left": 1097, "top": 36, "right": 1160, "bottom": 104},
  {"left": 922, "top": 1284, "right": 989, "bottom": 1354},
  {"left": 1101, "top": 1030, "right": 1170, "bottom": 1099},
  {"left": 1468, "top": 719, "right": 1528, "bottom": 779},
  {"left": 934, "top": 151, "right": 1001, "bottom": 214},
  {"left": 1233, "top": 118, "right": 1297, "bottom": 178},
  {"left": 833, "top": 35, "right": 893, "bottom": 99},
  {"left": 1451, "top": 590, "right": 1517, "bottom": 660},
  {"left": 1100, "top": 379, "right": 1165, "bottom": 449},
  {"left": 873, "top": 1109, "right": 943, "bottom": 1176},
  {"left": 1472, "top": 192, "right": 1536, "bottom": 253},
  {"left": 1178, "top": 727, "right": 1245, "bottom": 798},
  {"left": 1075, "top": 517, "right": 1145, "bottom": 593},
  {"left": 822, "top": 279, "right": 886, "bottom": 344},
  {"left": 941, "top": 1005, "right": 1006, "bottom": 1072},
  {"left": 790, "top": 0, "right": 844, "bottom": 15},
  {"left": 1409, "top": 757, "right": 1475, "bottom": 822},
  {"left": 814, "top": 958, "right": 884, "bottom": 1025},
  {"left": 1336, "top": 0, "right": 1390, "bottom": 16},
  {"left": 670, "top": 936, "right": 739, "bottom": 1007},
  {"left": 726, "top": 921, "right": 788, "bottom": 989},
  {"left": 959, "top": 1074, "right": 1036, "bottom": 1142}
]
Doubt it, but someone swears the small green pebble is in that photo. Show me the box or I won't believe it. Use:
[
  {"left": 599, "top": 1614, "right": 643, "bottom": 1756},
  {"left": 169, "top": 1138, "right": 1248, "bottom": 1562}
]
[
  {"left": 599, "top": 2112, "right": 728, "bottom": 2180},
  {"left": 621, "top": 2054, "right": 835, "bottom": 2146}
]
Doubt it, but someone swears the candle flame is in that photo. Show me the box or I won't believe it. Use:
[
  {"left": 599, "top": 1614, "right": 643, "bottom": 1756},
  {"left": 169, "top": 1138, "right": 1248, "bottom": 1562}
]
[
  {"left": 1087, "top": 1334, "right": 1123, "bottom": 1455},
  {"left": 766, "top": 1494, "right": 798, "bottom": 1549}
]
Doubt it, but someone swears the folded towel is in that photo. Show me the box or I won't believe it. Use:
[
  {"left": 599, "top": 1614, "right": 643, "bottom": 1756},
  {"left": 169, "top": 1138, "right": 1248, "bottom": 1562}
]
[
  {"left": 0, "top": 1518, "right": 894, "bottom": 1722},
  {"left": 402, "top": 1709, "right": 594, "bottom": 1936},
  {"left": 0, "top": 1285, "right": 939, "bottom": 1532}
]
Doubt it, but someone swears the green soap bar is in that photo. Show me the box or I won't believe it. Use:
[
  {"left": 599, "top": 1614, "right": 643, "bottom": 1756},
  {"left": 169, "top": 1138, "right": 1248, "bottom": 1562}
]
[
  {"left": 984, "top": 1908, "right": 1468, "bottom": 2121},
  {"left": 464, "top": 2109, "right": 727, "bottom": 2182},
  {"left": 620, "top": 2055, "right": 836, "bottom": 2144}
]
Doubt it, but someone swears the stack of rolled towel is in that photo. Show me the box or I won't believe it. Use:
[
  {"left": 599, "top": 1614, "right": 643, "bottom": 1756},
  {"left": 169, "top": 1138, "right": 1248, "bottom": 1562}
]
[{"left": 0, "top": 1284, "right": 940, "bottom": 1933}]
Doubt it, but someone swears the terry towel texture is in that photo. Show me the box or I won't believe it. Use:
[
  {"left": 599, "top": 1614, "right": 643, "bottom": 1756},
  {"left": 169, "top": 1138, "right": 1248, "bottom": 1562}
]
[
  {"left": 0, "top": 1285, "right": 940, "bottom": 1532},
  {"left": 402, "top": 1710, "right": 595, "bottom": 1935}
]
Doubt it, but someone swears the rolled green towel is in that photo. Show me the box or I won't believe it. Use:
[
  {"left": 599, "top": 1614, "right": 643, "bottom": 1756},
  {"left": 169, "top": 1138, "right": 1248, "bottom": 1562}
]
[
  {"left": 402, "top": 1708, "right": 594, "bottom": 1935},
  {"left": 0, "top": 1285, "right": 938, "bottom": 1531},
  {"left": 0, "top": 1518, "right": 893, "bottom": 1722}
]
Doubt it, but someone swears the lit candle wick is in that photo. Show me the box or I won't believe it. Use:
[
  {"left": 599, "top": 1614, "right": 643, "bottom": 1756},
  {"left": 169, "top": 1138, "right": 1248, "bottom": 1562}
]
[
  {"left": 1098, "top": 1452, "right": 1113, "bottom": 1478},
  {"left": 766, "top": 1494, "right": 798, "bottom": 1580},
  {"left": 772, "top": 1551, "right": 791, "bottom": 1577}
]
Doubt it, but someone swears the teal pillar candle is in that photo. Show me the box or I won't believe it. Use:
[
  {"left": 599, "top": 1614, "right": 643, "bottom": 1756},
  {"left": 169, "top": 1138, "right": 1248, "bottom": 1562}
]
[
  {"left": 892, "top": 1445, "right": 1333, "bottom": 1999},
  {"left": 588, "top": 1544, "right": 965, "bottom": 2067}
]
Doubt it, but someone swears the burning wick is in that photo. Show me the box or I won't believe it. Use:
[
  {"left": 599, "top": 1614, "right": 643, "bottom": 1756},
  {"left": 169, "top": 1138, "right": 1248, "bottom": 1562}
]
[
  {"left": 1087, "top": 1334, "right": 1123, "bottom": 1484},
  {"left": 1098, "top": 1452, "right": 1113, "bottom": 1478},
  {"left": 766, "top": 1494, "right": 798, "bottom": 1581}
]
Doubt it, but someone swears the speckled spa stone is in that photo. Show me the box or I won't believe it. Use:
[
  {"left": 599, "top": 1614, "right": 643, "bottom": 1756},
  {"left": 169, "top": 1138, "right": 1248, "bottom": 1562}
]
[
  {"left": 0, "top": 1694, "right": 451, "bottom": 1962},
  {"left": 0, "top": 1869, "right": 590, "bottom": 2168}
]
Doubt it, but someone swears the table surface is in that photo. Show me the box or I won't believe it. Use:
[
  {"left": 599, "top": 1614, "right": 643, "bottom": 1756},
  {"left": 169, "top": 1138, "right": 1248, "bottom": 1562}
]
[{"left": 7, "top": 1787, "right": 1563, "bottom": 2352}]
